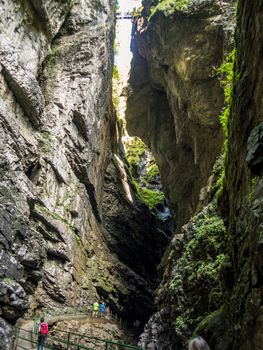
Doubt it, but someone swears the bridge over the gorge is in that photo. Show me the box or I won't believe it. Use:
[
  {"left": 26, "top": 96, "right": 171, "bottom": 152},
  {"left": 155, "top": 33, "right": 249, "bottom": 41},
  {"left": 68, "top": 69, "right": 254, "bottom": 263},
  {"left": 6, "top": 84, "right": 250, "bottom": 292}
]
[{"left": 116, "top": 11, "right": 132, "bottom": 19}]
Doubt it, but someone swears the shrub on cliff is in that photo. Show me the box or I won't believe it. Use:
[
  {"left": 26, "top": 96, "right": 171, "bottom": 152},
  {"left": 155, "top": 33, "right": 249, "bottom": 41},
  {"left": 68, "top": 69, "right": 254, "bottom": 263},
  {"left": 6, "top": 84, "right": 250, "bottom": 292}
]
[
  {"left": 166, "top": 201, "right": 229, "bottom": 345},
  {"left": 125, "top": 138, "right": 165, "bottom": 211},
  {"left": 125, "top": 137, "right": 147, "bottom": 177},
  {"left": 139, "top": 187, "right": 165, "bottom": 209},
  {"left": 142, "top": 164, "right": 160, "bottom": 185},
  {"left": 150, "top": 0, "right": 189, "bottom": 17},
  {"left": 216, "top": 49, "right": 236, "bottom": 199}
]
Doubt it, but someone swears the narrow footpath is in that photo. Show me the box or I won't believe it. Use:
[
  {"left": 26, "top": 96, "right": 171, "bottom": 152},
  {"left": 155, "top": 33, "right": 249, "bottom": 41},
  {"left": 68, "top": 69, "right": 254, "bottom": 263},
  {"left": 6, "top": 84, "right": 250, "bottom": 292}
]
[{"left": 14, "top": 313, "right": 138, "bottom": 350}]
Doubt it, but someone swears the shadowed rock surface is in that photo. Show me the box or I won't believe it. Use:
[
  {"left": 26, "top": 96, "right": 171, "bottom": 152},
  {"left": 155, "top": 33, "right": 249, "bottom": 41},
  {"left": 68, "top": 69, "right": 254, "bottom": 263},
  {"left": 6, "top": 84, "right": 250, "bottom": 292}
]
[
  {"left": 212, "top": 1, "right": 263, "bottom": 349},
  {"left": 126, "top": 0, "right": 236, "bottom": 349},
  {"left": 0, "top": 1, "right": 169, "bottom": 349}
]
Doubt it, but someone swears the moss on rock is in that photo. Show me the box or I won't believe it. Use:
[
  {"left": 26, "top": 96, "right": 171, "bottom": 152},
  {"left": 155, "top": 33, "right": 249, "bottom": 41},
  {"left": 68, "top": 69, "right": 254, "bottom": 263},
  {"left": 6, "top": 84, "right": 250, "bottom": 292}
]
[
  {"left": 125, "top": 137, "right": 147, "bottom": 177},
  {"left": 142, "top": 163, "right": 160, "bottom": 185},
  {"left": 139, "top": 187, "right": 165, "bottom": 209},
  {"left": 158, "top": 201, "right": 229, "bottom": 347}
]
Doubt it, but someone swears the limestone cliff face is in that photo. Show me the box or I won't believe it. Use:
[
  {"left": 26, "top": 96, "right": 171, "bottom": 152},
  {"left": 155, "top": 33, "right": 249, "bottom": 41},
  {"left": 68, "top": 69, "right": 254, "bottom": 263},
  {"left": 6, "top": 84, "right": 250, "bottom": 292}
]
[
  {"left": 126, "top": 0, "right": 234, "bottom": 228},
  {"left": 0, "top": 1, "right": 168, "bottom": 348},
  {"left": 0, "top": 0, "right": 114, "bottom": 345}
]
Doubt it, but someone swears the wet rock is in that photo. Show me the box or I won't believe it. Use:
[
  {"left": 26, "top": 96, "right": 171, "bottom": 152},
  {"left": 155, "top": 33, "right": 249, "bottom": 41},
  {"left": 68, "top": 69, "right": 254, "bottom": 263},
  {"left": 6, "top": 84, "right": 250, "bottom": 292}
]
[
  {"left": 10, "top": 299, "right": 28, "bottom": 311},
  {"left": 17, "top": 241, "right": 45, "bottom": 269},
  {"left": 0, "top": 279, "right": 29, "bottom": 320},
  {"left": 0, "top": 250, "right": 24, "bottom": 281},
  {"left": 138, "top": 311, "right": 169, "bottom": 350}
]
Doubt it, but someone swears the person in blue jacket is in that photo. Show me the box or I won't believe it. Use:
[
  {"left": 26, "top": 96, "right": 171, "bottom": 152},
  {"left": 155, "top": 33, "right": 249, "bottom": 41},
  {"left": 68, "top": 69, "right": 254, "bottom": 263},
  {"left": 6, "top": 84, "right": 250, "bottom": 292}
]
[{"left": 100, "top": 302, "right": 105, "bottom": 318}]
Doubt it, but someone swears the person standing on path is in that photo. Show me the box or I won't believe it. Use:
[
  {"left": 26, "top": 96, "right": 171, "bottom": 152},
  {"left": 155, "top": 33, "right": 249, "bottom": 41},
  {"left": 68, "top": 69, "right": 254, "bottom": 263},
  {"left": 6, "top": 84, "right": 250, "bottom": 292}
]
[
  {"left": 92, "top": 301, "right": 99, "bottom": 317},
  {"left": 105, "top": 305, "right": 110, "bottom": 319},
  {"left": 37, "top": 317, "right": 48, "bottom": 350},
  {"left": 100, "top": 302, "right": 105, "bottom": 318}
]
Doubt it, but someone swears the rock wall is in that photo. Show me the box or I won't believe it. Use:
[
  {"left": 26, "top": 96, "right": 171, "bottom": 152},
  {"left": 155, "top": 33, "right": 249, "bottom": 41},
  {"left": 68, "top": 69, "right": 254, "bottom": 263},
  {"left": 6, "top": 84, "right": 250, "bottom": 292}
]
[
  {"left": 126, "top": 0, "right": 234, "bottom": 228},
  {"left": 0, "top": 1, "right": 168, "bottom": 348},
  {"left": 0, "top": 0, "right": 114, "bottom": 345},
  {"left": 210, "top": 1, "right": 263, "bottom": 349},
  {"left": 127, "top": 0, "right": 263, "bottom": 349},
  {"left": 126, "top": 0, "right": 237, "bottom": 349}
]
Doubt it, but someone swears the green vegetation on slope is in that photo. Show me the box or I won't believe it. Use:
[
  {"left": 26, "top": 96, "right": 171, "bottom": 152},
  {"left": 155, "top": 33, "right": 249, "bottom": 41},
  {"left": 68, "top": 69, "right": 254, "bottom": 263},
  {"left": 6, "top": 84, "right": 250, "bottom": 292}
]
[
  {"left": 150, "top": 0, "right": 190, "bottom": 17},
  {"left": 125, "top": 137, "right": 165, "bottom": 211},
  {"left": 168, "top": 202, "right": 229, "bottom": 342},
  {"left": 132, "top": 6, "right": 143, "bottom": 18},
  {"left": 170, "top": 204, "right": 228, "bottom": 293},
  {"left": 217, "top": 49, "right": 236, "bottom": 140},
  {"left": 125, "top": 137, "right": 147, "bottom": 175},
  {"left": 112, "top": 65, "right": 121, "bottom": 110},
  {"left": 142, "top": 163, "right": 160, "bottom": 185},
  {"left": 216, "top": 48, "right": 236, "bottom": 198},
  {"left": 139, "top": 187, "right": 165, "bottom": 209}
]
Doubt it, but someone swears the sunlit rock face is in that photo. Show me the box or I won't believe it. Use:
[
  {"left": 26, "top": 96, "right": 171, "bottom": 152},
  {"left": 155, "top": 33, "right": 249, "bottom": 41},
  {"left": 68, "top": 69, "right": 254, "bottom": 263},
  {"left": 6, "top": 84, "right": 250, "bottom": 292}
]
[
  {"left": 0, "top": 1, "right": 168, "bottom": 348},
  {"left": 126, "top": 0, "right": 234, "bottom": 228},
  {"left": 0, "top": 0, "right": 114, "bottom": 341}
]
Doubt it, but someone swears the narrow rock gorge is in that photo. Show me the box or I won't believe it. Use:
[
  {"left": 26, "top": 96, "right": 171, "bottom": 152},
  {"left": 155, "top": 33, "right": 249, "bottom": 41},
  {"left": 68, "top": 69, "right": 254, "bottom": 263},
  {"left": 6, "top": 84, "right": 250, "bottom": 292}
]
[
  {"left": 1, "top": 0, "right": 263, "bottom": 350},
  {"left": 0, "top": 1, "right": 168, "bottom": 348}
]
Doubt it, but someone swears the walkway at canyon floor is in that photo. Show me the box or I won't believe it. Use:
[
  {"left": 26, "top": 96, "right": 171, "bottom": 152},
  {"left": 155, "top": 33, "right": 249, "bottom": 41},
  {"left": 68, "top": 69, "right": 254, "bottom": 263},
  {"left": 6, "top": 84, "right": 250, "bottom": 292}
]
[{"left": 15, "top": 313, "right": 139, "bottom": 350}]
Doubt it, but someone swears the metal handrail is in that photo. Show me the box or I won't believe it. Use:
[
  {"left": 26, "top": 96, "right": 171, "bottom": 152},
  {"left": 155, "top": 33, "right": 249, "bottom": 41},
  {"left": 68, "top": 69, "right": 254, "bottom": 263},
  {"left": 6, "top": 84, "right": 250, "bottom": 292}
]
[
  {"left": 37, "top": 307, "right": 127, "bottom": 328},
  {"left": 15, "top": 327, "right": 143, "bottom": 350},
  {"left": 47, "top": 328, "right": 141, "bottom": 349}
]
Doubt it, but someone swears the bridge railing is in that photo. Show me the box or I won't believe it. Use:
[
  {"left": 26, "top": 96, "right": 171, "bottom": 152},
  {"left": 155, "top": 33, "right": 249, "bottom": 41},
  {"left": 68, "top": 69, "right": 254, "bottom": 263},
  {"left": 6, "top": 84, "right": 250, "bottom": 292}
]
[
  {"left": 36, "top": 306, "right": 127, "bottom": 328},
  {"left": 116, "top": 11, "right": 132, "bottom": 19},
  {"left": 15, "top": 327, "right": 142, "bottom": 350}
]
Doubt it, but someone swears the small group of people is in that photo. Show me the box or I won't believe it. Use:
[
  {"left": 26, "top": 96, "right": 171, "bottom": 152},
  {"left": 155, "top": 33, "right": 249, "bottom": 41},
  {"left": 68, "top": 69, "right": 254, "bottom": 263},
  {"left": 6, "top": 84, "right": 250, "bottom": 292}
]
[{"left": 92, "top": 301, "right": 110, "bottom": 319}]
